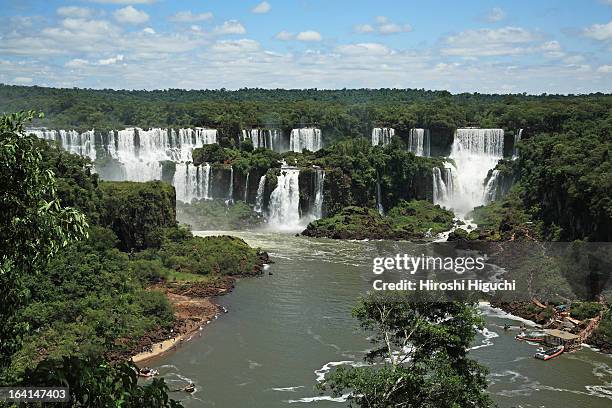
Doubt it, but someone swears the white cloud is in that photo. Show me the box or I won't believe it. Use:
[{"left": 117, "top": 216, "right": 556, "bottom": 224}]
[
  {"left": 583, "top": 21, "right": 612, "bottom": 41},
  {"left": 169, "top": 11, "right": 213, "bottom": 22},
  {"left": 65, "top": 58, "right": 90, "bottom": 68},
  {"left": 597, "top": 64, "right": 612, "bottom": 73},
  {"left": 211, "top": 39, "right": 260, "bottom": 53},
  {"left": 252, "top": 1, "right": 271, "bottom": 14},
  {"left": 353, "top": 24, "right": 375, "bottom": 33},
  {"left": 275, "top": 30, "right": 294, "bottom": 40},
  {"left": 442, "top": 27, "right": 539, "bottom": 57},
  {"left": 143, "top": 27, "right": 155, "bottom": 34},
  {"left": 354, "top": 17, "right": 412, "bottom": 35},
  {"left": 214, "top": 20, "right": 246, "bottom": 35},
  {"left": 486, "top": 7, "right": 506, "bottom": 23},
  {"left": 379, "top": 23, "right": 412, "bottom": 34},
  {"left": 57, "top": 6, "right": 93, "bottom": 18},
  {"left": 98, "top": 54, "right": 124, "bottom": 65},
  {"left": 113, "top": 6, "right": 149, "bottom": 24},
  {"left": 87, "top": 0, "right": 155, "bottom": 4},
  {"left": 563, "top": 55, "right": 584, "bottom": 64},
  {"left": 336, "top": 43, "right": 391, "bottom": 56},
  {"left": 296, "top": 31, "right": 322, "bottom": 41},
  {"left": 13, "top": 76, "right": 33, "bottom": 84}
]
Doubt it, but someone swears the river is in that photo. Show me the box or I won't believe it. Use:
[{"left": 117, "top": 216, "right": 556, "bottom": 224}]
[{"left": 153, "top": 230, "right": 612, "bottom": 407}]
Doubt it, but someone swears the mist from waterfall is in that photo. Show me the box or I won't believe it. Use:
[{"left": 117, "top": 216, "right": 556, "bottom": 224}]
[
  {"left": 311, "top": 169, "right": 325, "bottom": 220},
  {"left": 435, "top": 128, "right": 504, "bottom": 216},
  {"left": 371, "top": 128, "right": 394, "bottom": 146},
  {"left": 289, "top": 128, "right": 322, "bottom": 153},
  {"left": 254, "top": 175, "right": 266, "bottom": 213},
  {"left": 268, "top": 167, "right": 302, "bottom": 230}
]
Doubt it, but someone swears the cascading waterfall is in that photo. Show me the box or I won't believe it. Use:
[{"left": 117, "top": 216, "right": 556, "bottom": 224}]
[
  {"left": 483, "top": 170, "right": 501, "bottom": 204},
  {"left": 437, "top": 128, "right": 504, "bottom": 216},
  {"left": 512, "top": 129, "right": 523, "bottom": 159},
  {"left": 371, "top": 128, "right": 394, "bottom": 146},
  {"left": 242, "top": 129, "right": 283, "bottom": 151},
  {"left": 289, "top": 128, "right": 322, "bottom": 153},
  {"left": 407, "top": 128, "right": 430, "bottom": 157},
  {"left": 311, "top": 169, "right": 325, "bottom": 219},
  {"left": 376, "top": 171, "right": 384, "bottom": 215},
  {"left": 227, "top": 167, "right": 234, "bottom": 204},
  {"left": 254, "top": 175, "right": 266, "bottom": 213},
  {"left": 173, "top": 162, "right": 211, "bottom": 203},
  {"left": 29, "top": 127, "right": 217, "bottom": 201},
  {"left": 268, "top": 167, "right": 301, "bottom": 228},
  {"left": 244, "top": 172, "right": 250, "bottom": 202}
]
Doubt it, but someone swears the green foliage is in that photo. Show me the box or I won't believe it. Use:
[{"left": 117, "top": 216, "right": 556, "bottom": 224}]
[
  {"left": 570, "top": 302, "right": 604, "bottom": 321},
  {"left": 303, "top": 201, "right": 453, "bottom": 240},
  {"left": 177, "top": 199, "right": 262, "bottom": 230},
  {"left": 99, "top": 181, "right": 177, "bottom": 251},
  {"left": 320, "top": 292, "right": 492, "bottom": 408},
  {"left": 0, "top": 111, "right": 88, "bottom": 380},
  {"left": 23, "top": 357, "right": 182, "bottom": 407}
]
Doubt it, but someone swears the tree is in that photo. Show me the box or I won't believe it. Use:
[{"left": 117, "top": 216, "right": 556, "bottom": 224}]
[
  {"left": 0, "top": 111, "right": 88, "bottom": 380},
  {"left": 320, "top": 292, "right": 492, "bottom": 408}
]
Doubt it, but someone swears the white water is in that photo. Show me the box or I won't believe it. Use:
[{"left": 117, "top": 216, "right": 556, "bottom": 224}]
[
  {"left": 29, "top": 127, "right": 217, "bottom": 200},
  {"left": 227, "top": 167, "right": 234, "bottom": 204},
  {"left": 243, "top": 129, "right": 284, "bottom": 152},
  {"left": 513, "top": 129, "right": 523, "bottom": 159},
  {"left": 483, "top": 169, "right": 501, "bottom": 204},
  {"left": 254, "top": 175, "right": 266, "bottom": 213},
  {"left": 268, "top": 167, "right": 302, "bottom": 229},
  {"left": 435, "top": 129, "right": 504, "bottom": 216},
  {"left": 376, "top": 171, "right": 384, "bottom": 215},
  {"left": 244, "top": 172, "right": 250, "bottom": 202},
  {"left": 407, "top": 128, "right": 430, "bottom": 157},
  {"left": 289, "top": 128, "right": 322, "bottom": 153},
  {"left": 371, "top": 127, "right": 394, "bottom": 146},
  {"left": 311, "top": 169, "right": 325, "bottom": 220},
  {"left": 173, "top": 162, "right": 212, "bottom": 203}
]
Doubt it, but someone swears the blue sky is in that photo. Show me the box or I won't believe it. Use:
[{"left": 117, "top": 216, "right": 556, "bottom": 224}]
[{"left": 0, "top": 0, "right": 611, "bottom": 93}]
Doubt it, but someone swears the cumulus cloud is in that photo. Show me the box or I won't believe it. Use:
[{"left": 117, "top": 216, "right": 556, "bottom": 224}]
[
  {"left": 296, "top": 31, "right": 322, "bottom": 41},
  {"left": 354, "top": 17, "right": 412, "bottom": 34},
  {"left": 275, "top": 30, "right": 294, "bottom": 40},
  {"left": 336, "top": 42, "right": 391, "bottom": 56},
  {"left": 113, "top": 6, "right": 149, "bottom": 24},
  {"left": 57, "top": 6, "right": 93, "bottom": 18},
  {"left": 98, "top": 54, "right": 124, "bottom": 65},
  {"left": 214, "top": 20, "right": 246, "bottom": 35},
  {"left": 597, "top": 64, "right": 612, "bottom": 73},
  {"left": 65, "top": 58, "right": 90, "bottom": 68},
  {"left": 143, "top": 27, "right": 155, "bottom": 34},
  {"left": 486, "top": 7, "right": 506, "bottom": 23},
  {"left": 252, "top": 1, "right": 271, "bottom": 14},
  {"left": 212, "top": 39, "right": 261, "bottom": 53},
  {"left": 169, "top": 11, "right": 213, "bottom": 22},
  {"left": 442, "top": 27, "right": 539, "bottom": 57},
  {"left": 583, "top": 21, "right": 612, "bottom": 41}
]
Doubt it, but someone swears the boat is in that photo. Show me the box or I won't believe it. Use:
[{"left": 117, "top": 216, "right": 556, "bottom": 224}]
[
  {"left": 516, "top": 333, "right": 545, "bottom": 342},
  {"left": 183, "top": 383, "right": 196, "bottom": 393},
  {"left": 138, "top": 367, "right": 159, "bottom": 378},
  {"left": 534, "top": 345, "right": 564, "bottom": 360}
]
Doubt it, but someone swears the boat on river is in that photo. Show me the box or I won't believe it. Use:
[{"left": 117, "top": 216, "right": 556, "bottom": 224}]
[
  {"left": 534, "top": 345, "right": 564, "bottom": 361},
  {"left": 138, "top": 367, "right": 159, "bottom": 377}
]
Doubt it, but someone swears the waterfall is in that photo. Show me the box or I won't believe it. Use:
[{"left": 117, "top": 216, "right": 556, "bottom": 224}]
[
  {"left": 372, "top": 128, "right": 394, "bottom": 146},
  {"left": 173, "top": 162, "right": 211, "bottom": 203},
  {"left": 483, "top": 170, "right": 501, "bottom": 204},
  {"left": 311, "top": 169, "right": 325, "bottom": 219},
  {"left": 254, "top": 175, "right": 266, "bottom": 213},
  {"left": 407, "top": 129, "right": 430, "bottom": 157},
  {"left": 226, "top": 166, "right": 234, "bottom": 204},
  {"left": 433, "top": 162, "right": 459, "bottom": 205},
  {"left": 29, "top": 127, "right": 218, "bottom": 201},
  {"left": 441, "top": 128, "right": 504, "bottom": 215},
  {"left": 376, "top": 171, "right": 384, "bottom": 215},
  {"left": 289, "top": 128, "right": 322, "bottom": 153},
  {"left": 512, "top": 129, "right": 523, "bottom": 159},
  {"left": 268, "top": 167, "right": 301, "bottom": 228},
  {"left": 244, "top": 172, "right": 250, "bottom": 202},
  {"left": 243, "top": 129, "right": 283, "bottom": 151}
]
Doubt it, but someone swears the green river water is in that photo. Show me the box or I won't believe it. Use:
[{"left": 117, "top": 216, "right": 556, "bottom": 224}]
[{"left": 151, "top": 231, "right": 612, "bottom": 408}]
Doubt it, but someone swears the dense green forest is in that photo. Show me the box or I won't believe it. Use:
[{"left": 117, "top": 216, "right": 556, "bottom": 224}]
[{"left": 0, "top": 112, "right": 268, "bottom": 405}]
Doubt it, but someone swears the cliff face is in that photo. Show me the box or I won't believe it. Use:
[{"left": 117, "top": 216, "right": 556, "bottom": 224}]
[{"left": 99, "top": 180, "right": 177, "bottom": 251}]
